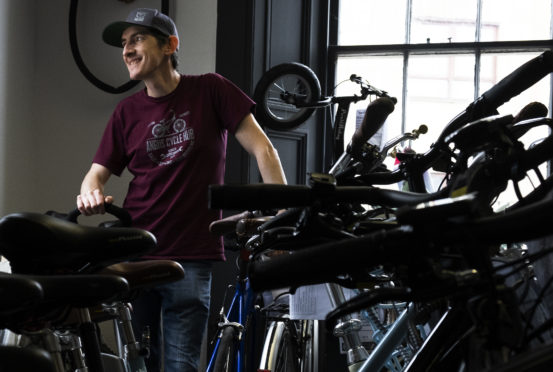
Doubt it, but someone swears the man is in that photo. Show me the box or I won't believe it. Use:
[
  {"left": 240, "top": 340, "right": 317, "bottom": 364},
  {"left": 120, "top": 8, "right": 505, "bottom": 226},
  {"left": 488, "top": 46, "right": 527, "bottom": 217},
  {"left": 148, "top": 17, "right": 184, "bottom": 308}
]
[{"left": 76, "top": 8, "right": 287, "bottom": 371}]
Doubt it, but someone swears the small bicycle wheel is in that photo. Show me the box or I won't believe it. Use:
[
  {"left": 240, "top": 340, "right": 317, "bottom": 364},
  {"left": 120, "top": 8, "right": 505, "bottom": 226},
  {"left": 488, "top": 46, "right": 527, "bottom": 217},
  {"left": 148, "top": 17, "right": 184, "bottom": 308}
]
[{"left": 253, "top": 62, "right": 322, "bottom": 131}]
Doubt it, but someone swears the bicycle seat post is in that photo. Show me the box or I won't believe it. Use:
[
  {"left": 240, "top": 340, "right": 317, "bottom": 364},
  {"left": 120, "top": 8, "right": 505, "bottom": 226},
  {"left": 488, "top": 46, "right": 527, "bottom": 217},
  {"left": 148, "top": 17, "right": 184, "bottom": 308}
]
[{"left": 325, "top": 283, "right": 369, "bottom": 369}]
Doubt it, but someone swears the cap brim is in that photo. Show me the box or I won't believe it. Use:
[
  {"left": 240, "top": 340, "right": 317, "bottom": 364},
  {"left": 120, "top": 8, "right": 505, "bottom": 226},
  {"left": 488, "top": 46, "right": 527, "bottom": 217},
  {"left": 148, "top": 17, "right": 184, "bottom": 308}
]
[{"left": 102, "top": 21, "right": 136, "bottom": 48}]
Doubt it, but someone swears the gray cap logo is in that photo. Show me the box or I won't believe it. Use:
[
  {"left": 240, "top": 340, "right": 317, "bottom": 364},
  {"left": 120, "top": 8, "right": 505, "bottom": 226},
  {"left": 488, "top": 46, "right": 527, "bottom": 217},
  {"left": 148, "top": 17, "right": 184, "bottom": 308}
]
[{"left": 134, "top": 12, "right": 147, "bottom": 22}]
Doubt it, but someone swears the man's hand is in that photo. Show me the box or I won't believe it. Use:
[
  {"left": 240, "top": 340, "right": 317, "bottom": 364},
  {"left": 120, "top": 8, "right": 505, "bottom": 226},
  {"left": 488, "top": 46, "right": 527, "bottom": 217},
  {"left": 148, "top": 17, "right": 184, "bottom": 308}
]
[
  {"left": 77, "top": 189, "right": 114, "bottom": 216},
  {"left": 77, "top": 163, "right": 113, "bottom": 216}
]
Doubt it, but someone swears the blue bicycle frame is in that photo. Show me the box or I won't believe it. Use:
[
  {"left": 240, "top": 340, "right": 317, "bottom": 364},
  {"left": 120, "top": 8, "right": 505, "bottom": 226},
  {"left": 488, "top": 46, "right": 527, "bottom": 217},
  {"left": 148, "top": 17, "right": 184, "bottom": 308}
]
[{"left": 206, "top": 268, "right": 256, "bottom": 372}]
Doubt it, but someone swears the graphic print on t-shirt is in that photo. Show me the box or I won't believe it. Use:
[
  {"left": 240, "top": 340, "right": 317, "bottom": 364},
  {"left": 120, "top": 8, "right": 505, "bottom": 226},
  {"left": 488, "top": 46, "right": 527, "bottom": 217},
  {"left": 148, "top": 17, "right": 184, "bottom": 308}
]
[{"left": 146, "top": 110, "right": 195, "bottom": 166}]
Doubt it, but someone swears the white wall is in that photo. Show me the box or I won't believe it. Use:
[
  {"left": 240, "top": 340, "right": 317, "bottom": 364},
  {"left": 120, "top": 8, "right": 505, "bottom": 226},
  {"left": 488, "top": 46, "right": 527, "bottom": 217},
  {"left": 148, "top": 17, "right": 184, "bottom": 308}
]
[{"left": 0, "top": 0, "right": 217, "bottom": 217}]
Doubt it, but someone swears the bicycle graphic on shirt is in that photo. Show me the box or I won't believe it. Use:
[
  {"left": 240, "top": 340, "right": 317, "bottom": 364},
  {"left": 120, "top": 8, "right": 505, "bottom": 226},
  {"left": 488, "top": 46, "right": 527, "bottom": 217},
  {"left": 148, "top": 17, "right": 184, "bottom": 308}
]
[
  {"left": 146, "top": 110, "right": 194, "bottom": 166},
  {"left": 149, "top": 110, "right": 190, "bottom": 138}
]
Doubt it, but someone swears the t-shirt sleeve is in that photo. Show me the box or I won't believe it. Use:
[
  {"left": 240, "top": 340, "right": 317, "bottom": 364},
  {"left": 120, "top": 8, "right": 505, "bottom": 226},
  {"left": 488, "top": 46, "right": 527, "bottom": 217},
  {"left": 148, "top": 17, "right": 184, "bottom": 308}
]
[
  {"left": 92, "top": 108, "right": 128, "bottom": 177},
  {"left": 207, "top": 73, "right": 255, "bottom": 134}
]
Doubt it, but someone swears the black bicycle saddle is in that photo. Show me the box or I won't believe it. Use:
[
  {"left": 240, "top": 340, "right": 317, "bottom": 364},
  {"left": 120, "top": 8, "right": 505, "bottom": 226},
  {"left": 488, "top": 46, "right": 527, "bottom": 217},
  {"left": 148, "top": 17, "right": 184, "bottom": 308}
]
[
  {"left": 0, "top": 273, "right": 129, "bottom": 331},
  {"left": 0, "top": 274, "right": 43, "bottom": 317},
  {"left": 0, "top": 212, "right": 157, "bottom": 274}
]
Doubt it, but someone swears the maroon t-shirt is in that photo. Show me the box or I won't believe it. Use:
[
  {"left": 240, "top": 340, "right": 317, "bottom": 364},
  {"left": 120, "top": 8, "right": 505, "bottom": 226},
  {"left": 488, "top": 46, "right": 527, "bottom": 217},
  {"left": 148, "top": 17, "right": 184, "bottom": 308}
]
[{"left": 93, "top": 73, "right": 254, "bottom": 260}]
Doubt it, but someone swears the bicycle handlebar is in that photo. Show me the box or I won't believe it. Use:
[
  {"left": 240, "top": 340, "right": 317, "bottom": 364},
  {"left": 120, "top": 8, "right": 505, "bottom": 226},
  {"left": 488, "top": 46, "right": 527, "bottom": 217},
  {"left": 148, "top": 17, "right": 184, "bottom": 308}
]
[
  {"left": 208, "top": 183, "right": 447, "bottom": 210},
  {"left": 440, "top": 51, "right": 553, "bottom": 145},
  {"left": 248, "top": 191, "right": 553, "bottom": 292},
  {"left": 481, "top": 51, "right": 553, "bottom": 113},
  {"left": 357, "top": 51, "right": 553, "bottom": 186},
  {"left": 248, "top": 227, "right": 412, "bottom": 292},
  {"left": 46, "top": 203, "right": 132, "bottom": 227},
  {"left": 246, "top": 127, "right": 553, "bottom": 291}
]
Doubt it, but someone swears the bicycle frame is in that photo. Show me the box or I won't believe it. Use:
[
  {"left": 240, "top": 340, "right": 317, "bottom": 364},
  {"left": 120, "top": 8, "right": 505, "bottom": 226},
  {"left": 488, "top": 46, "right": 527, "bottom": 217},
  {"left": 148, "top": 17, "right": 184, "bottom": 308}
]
[
  {"left": 358, "top": 302, "right": 417, "bottom": 372},
  {"left": 206, "top": 256, "right": 257, "bottom": 372}
]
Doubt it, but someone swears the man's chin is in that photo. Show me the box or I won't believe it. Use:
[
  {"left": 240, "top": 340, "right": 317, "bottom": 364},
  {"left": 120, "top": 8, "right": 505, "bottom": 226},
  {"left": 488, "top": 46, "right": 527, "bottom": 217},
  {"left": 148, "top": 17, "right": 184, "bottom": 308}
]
[{"left": 127, "top": 71, "right": 142, "bottom": 81}]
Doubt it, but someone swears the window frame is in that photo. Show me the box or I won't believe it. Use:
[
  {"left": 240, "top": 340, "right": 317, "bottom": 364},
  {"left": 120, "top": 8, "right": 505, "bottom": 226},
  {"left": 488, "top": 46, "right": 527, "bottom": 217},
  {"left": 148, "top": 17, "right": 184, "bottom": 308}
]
[{"left": 328, "top": 0, "right": 553, "bottom": 134}]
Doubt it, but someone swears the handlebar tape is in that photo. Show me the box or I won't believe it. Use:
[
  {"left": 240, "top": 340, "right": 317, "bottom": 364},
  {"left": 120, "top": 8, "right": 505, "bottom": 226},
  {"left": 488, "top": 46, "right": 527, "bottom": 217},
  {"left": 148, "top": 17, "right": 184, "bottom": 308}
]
[
  {"left": 481, "top": 50, "right": 553, "bottom": 110},
  {"left": 438, "top": 51, "right": 553, "bottom": 144},
  {"left": 208, "top": 183, "right": 445, "bottom": 210},
  {"left": 248, "top": 228, "right": 412, "bottom": 292},
  {"left": 350, "top": 97, "right": 396, "bottom": 158}
]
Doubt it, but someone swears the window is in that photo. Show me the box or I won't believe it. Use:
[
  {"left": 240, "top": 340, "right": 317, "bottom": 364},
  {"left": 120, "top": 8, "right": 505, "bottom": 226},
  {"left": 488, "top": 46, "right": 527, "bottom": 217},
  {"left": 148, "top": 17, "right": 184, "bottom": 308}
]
[{"left": 332, "top": 0, "right": 552, "bottom": 205}]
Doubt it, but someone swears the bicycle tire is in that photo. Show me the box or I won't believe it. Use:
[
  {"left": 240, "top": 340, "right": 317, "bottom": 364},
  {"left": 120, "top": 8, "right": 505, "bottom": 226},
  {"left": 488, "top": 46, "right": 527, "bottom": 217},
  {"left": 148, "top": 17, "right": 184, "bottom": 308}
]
[
  {"left": 253, "top": 62, "right": 321, "bottom": 131},
  {"left": 299, "top": 319, "right": 318, "bottom": 372},
  {"left": 260, "top": 320, "right": 302, "bottom": 372},
  {"left": 213, "top": 326, "right": 238, "bottom": 372}
]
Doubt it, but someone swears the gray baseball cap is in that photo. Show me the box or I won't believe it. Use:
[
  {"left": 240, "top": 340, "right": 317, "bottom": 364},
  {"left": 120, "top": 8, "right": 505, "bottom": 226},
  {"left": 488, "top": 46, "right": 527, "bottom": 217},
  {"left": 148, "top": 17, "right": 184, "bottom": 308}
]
[{"left": 102, "top": 8, "right": 179, "bottom": 48}]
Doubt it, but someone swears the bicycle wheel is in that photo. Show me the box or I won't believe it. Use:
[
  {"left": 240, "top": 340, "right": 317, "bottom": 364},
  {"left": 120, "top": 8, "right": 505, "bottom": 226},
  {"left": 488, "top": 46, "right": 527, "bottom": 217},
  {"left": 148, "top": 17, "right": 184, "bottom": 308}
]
[
  {"left": 259, "top": 319, "right": 308, "bottom": 372},
  {"left": 253, "top": 62, "right": 322, "bottom": 131},
  {"left": 299, "top": 319, "right": 318, "bottom": 372},
  {"left": 213, "top": 326, "right": 238, "bottom": 372}
]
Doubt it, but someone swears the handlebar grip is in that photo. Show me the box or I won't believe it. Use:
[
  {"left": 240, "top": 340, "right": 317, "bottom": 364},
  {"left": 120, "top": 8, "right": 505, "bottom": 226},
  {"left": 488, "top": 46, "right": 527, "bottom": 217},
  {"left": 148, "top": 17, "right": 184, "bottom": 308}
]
[
  {"left": 350, "top": 97, "right": 396, "bottom": 157},
  {"left": 248, "top": 228, "right": 411, "bottom": 292},
  {"left": 481, "top": 51, "right": 553, "bottom": 110},
  {"left": 65, "top": 204, "right": 132, "bottom": 226},
  {"left": 208, "top": 184, "right": 311, "bottom": 210}
]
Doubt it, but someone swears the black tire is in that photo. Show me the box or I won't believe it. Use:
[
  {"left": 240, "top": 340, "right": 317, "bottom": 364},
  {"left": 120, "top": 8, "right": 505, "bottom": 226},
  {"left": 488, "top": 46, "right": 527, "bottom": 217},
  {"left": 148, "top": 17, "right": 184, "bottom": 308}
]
[
  {"left": 253, "top": 62, "right": 322, "bottom": 131},
  {"left": 213, "top": 326, "right": 238, "bottom": 372},
  {"left": 260, "top": 320, "right": 303, "bottom": 372}
]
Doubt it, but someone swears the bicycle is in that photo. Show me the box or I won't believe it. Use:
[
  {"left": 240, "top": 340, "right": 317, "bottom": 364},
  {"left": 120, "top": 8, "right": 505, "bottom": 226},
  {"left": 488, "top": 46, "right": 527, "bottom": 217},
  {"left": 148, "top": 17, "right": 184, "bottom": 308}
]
[
  {"left": 220, "top": 64, "right": 434, "bottom": 371},
  {"left": 206, "top": 211, "right": 318, "bottom": 372},
  {"left": 209, "top": 122, "right": 434, "bottom": 372},
  {"left": 210, "top": 51, "right": 553, "bottom": 370},
  {"left": 219, "top": 119, "right": 553, "bottom": 370},
  {"left": 0, "top": 204, "right": 178, "bottom": 372},
  {"left": 253, "top": 62, "right": 396, "bottom": 162}
]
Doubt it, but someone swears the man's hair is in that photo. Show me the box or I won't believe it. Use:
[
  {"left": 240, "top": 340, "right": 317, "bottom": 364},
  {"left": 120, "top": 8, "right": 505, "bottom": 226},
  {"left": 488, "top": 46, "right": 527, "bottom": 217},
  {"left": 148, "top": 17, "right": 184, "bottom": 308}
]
[{"left": 149, "top": 29, "right": 179, "bottom": 70}]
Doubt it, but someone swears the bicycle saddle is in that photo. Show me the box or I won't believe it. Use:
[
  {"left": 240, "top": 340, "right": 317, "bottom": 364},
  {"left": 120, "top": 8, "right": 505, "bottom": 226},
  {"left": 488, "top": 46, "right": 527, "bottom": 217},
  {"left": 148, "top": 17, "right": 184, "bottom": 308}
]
[
  {"left": 0, "top": 212, "right": 157, "bottom": 274},
  {"left": 0, "top": 274, "right": 43, "bottom": 317},
  {"left": 0, "top": 346, "right": 56, "bottom": 372},
  {"left": 1, "top": 274, "right": 129, "bottom": 331},
  {"left": 99, "top": 260, "right": 184, "bottom": 293}
]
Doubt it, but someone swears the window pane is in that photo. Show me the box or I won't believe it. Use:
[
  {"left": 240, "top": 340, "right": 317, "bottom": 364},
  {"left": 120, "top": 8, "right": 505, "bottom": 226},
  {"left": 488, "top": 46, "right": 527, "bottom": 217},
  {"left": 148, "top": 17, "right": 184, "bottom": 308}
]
[
  {"left": 411, "top": 0, "right": 478, "bottom": 43},
  {"left": 480, "top": 0, "right": 552, "bottom": 41},
  {"left": 335, "top": 56, "right": 404, "bottom": 152},
  {"left": 406, "top": 55, "right": 475, "bottom": 153},
  {"left": 338, "top": 0, "right": 406, "bottom": 45}
]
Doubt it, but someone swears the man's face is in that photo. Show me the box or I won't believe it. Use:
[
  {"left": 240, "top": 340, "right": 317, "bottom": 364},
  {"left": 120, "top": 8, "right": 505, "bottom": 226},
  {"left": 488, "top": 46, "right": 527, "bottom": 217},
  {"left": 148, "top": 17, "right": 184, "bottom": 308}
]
[{"left": 121, "top": 26, "right": 167, "bottom": 81}]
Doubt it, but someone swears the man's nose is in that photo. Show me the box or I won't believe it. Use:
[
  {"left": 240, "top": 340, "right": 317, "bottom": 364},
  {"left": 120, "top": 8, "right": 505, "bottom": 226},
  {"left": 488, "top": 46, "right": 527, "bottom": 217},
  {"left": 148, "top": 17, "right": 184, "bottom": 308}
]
[{"left": 123, "top": 43, "right": 134, "bottom": 57}]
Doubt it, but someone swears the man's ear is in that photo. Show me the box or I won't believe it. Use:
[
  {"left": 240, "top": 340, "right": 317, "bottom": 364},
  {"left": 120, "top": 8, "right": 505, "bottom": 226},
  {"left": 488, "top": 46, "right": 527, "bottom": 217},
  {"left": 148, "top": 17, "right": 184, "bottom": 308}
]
[{"left": 167, "top": 35, "right": 179, "bottom": 53}]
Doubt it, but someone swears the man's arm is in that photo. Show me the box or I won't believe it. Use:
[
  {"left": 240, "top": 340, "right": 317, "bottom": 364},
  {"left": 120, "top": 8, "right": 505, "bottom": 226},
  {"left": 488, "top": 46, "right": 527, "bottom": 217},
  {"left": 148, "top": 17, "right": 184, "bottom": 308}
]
[
  {"left": 234, "top": 113, "right": 287, "bottom": 185},
  {"left": 77, "top": 163, "right": 114, "bottom": 215}
]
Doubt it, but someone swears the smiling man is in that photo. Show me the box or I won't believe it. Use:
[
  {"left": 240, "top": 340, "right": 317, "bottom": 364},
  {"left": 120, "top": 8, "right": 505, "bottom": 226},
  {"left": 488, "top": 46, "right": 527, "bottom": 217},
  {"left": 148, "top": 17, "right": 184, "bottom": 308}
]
[{"left": 76, "top": 8, "right": 286, "bottom": 372}]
